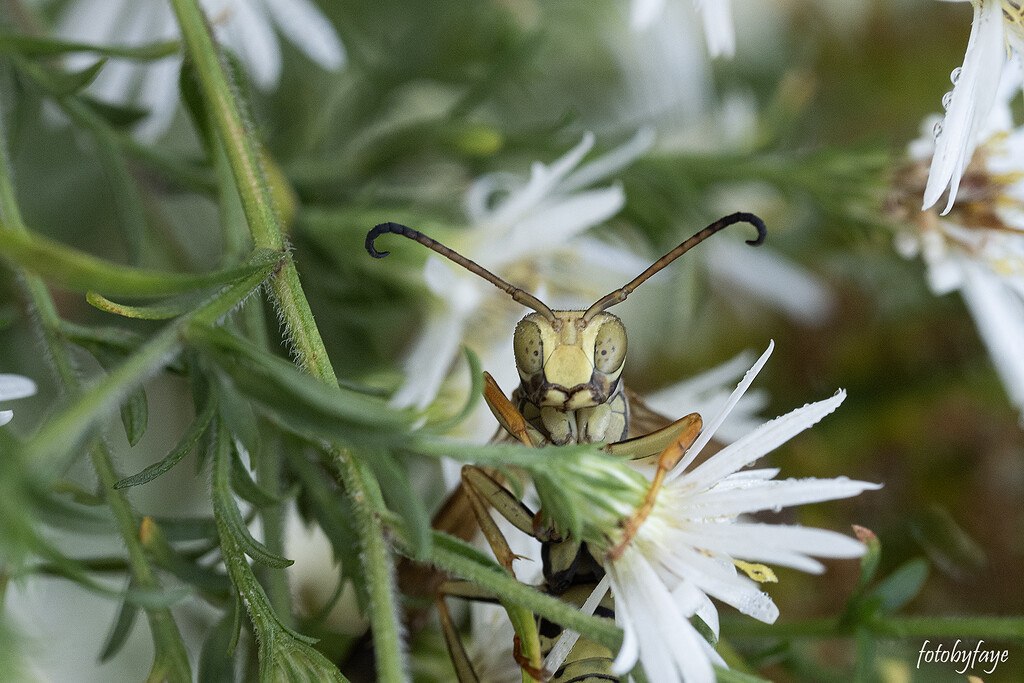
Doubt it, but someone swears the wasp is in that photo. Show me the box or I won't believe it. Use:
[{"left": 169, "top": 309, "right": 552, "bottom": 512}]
[{"left": 366, "top": 212, "right": 766, "bottom": 682}]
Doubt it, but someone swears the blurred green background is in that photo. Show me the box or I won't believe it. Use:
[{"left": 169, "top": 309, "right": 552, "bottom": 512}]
[{"left": 1, "top": 0, "right": 1022, "bottom": 681}]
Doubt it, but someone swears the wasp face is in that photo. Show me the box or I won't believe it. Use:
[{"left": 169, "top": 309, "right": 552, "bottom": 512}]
[{"left": 512, "top": 310, "right": 627, "bottom": 411}]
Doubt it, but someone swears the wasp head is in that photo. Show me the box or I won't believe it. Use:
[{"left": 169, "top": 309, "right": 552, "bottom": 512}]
[{"left": 513, "top": 310, "right": 626, "bottom": 411}]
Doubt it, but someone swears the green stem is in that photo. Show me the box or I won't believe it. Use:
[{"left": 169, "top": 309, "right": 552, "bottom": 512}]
[
  {"left": 426, "top": 533, "right": 623, "bottom": 652},
  {"left": 169, "top": 2, "right": 407, "bottom": 680},
  {"left": 0, "top": 78, "right": 192, "bottom": 681}
]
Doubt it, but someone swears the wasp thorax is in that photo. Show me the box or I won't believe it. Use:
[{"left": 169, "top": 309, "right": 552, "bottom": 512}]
[{"left": 513, "top": 310, "right": 627, "bottom": 411}]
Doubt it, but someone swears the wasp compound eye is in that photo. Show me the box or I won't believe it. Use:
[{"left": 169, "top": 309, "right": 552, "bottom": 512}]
[
  {"left": 593, "top": 318, "right": 627, "bottom": 374},
  {"left": 513, "top": 319, "right": 544, "bottom": 376}
]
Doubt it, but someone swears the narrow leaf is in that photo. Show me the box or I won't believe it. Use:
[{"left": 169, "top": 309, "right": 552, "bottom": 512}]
[
  {"left": 116, "top": 395, "right": 216, "bottom": 488},
  {"left": 198, "top": 607, "right": 237, "bottom": 683},
  {"left": 120, "top": 386, "right": 149, "bottom": 447},
  {"left": 99, "top": 592, "right": 141, "bottom": 663},
  {"left": 87, "top": 290, "right": 217, "bottom": 320},
  {"left": 212, "top": 418, "right": 293, "bottom": 569},
  {"left": 870, "top": 558, "right": 930, "bottom": 613},
  {"left": 0, "top": 34, "right": 179, "bottom": 60},
  {"left": 0, "top": 228, "right": 282, "bottom": 297},
  {"left": 33, "top": 58, "right": 107, "bottom": 96},
  {"left": 230, "top": 443, "right": 291, "bottom": 508}
]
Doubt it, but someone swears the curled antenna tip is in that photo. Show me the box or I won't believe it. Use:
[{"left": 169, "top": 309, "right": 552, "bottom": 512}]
[
  {"left": 366, "top": 222, "right": 400, "bottom": 258},
  {"left": 735, "top": 212, "right": 768, "bottom": 246}
]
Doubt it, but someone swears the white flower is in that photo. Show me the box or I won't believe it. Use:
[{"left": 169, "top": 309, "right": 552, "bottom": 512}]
[
  {"left": 588, "top": 342, "right": 880, "bottom": 683},
  {"left": 922, "top": 0, "right": 1024, "bottom": 214},
  {"left": 704, "top": 234, "right": 836, "bottom": 326},
  {"left": 391, "top": 130, "right": 654, "bottom": 414},
  {"left": 630, "top": 0, "right": 736, "bottom": 59},
  {"left": 643, "top": 350, "right": 768, "bottom": 443},
  {"left": 54, "top": 0, "right": 346, "bottom": 139},
  {"left": 0, "top": 374, "right": 37, "bottom": 426},
  {"left": 901, "top": 66, "right": 1024, "bottom": 422}
]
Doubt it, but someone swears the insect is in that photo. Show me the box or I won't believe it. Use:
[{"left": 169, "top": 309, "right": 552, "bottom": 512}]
[{"left": 366, "top": 212, "right": 766, "bottom": 682}]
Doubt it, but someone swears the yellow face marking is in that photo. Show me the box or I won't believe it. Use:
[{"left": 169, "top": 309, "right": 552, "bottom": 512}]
[{"left": 513, "top": 310, "right": 626, "bottom": 409}]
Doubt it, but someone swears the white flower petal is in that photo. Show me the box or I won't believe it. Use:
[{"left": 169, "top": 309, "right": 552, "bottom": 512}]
[
  {"left": 219, "top": 0, "right": 282, "bottom": 89},
  {"left": 263, "top": 0, "right": 347, "bottom": 70},
  {"left": 670, "top": 340, "right": 775, "bottom": 478},
  {"left": 609, "top": 551, "right": 717, "bottom": 683},
  {"left": 960, "top": 261, "right": 1024, "bottom": 417},
  {"left": 0, "top": 411, "right": 13, "bottom": 426},
  {"left": 390, "top": 306, "right": 470, "bottom": 410},
  {"left": 706, "top": 239, "right": 835, "bottom": 324},
  {"left": 630, "top": 0, "right": 667, "bottom": 30},
  {"left": 676, "top": 524, "right": 866, "bottom": 574},
  {"left": 483, "top": 186, "right": 626, "bottom": 267},
  {"left": 558, "top": 128, "right": 655, "bottom": 195},
  {"left": 695, "top": 0, "right": 735, "bottom": 59},
  {"left": 484, "top": 133, "right": 596, "bottom": 230},
  {"left": 0, "top": 375, "right": 38, "bottom": 401},
  {"left": 543, "top": 575, "right": 610, "bottom": 675},
  {"left": 682, "top": 390, "right": 846, "bottom": 490},
  {"left": 680, "top": 476, "right": 881, "bottom": 520},
  {"left": 923, "top": 0, "right": 1006, "bottom": 213}
]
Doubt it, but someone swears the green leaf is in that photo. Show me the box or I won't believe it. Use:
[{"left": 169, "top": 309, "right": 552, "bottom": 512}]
[
  {"left": 89, "top": 345, "right": 150, "bottom": 448},
  {"left": 116, "top": 395, "right": 216, "bottom": 488},
  {"left": 714, "top": 668, "right": 773, "bottom": 683},
  {"left": 87, "top": 290, "right": 222, "bottom": 320},
  {"left": 191, "top": 327, "right": 413, "bottom": 442},
  {"left": 149, "top": 515, "right": 220, "bottom": 543},
  {"left": 231, "top": 443, "right": 291, "bottom": 508},
  {"left": 78, "top": 94, "right": 151, "bottom": 128},
  {"left": 215, "top": 373, "right": 261, "bottom": 463},
  {"left": 211, "top": 418, "right": 293, "bottom": 569},
  {"left": 122, "top": 585, "right": 193, "bottom": 610},
  {"left": 61, "top": 320, "right": 149, "bottom": 356},
  {"left": 33, "top": 58, "right": 107, "bottom": 97},
  {"left": 286, "top": 448, "right": 366, "bottom": 611},
  {"left": 179, "top": 58, "right": 216, "bottom": 157},
  {"left": 426, "top": 530, "right": 622, "bottom": 652},
  {"left": 853, "top": 525, "right": 882, "bottom": 594},
  {"left": 144, "top": 540, "right": 232, "bottom": 595},
  {"left": 98, "top": 592, "right": 141, "bottom": 663},
  {"left": 870, "top": 557, "right": 929, "bottom": 613},
  {"left": 0, "top": 34, "right": 179, "bottom": 60},
  {"left": 198, "top": 607, "right": 238, "bottom": 683},
  {"left": 424, "top": 347, "right": 483, "bottom": 433},
  {"left": 0, "top": 228, "right": 282, "bottom": 297},
  {"left": 120, "top": 386, "right": 149, "bottom": 447},
  {"left": 365, "top": 450, "right": 431, "bottom": 561}
]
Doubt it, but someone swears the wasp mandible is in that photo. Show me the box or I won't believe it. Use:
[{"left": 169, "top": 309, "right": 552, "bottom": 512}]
[{"left": 366, "top": 212, "right": 766, "bottom": 682}]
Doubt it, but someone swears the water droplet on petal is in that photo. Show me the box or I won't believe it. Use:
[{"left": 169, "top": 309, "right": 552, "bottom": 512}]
[
  {"left": 950, "top": 66, "right": 962, "bottom": 85},
  {"left": 933, "top": 120, "right": 943, "bottom": 139},
  {"left": 942, "top": 91, "right": 954, "bottom": 110}
]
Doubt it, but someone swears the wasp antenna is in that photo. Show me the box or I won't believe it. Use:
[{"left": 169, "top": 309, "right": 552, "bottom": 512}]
[
  {"left": 583, "top": 212, "right": 767, "bottom": 322},
  {"left": 365, "top": 222, "right": 558, "bottom": 321}
]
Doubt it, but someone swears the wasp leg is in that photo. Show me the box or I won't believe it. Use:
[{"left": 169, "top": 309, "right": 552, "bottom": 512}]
[
  {"left": 461, "top": 465, "right": 540, "bottom": 573},
  {"left": 607, "top": 421, "right": 701, "bottom": 561},
  {"left": 462, "top": 466, "right": 537, "bottom": 537},
  {"left": 483, "top": 372, "right": 546, "bottom": 447},
  {"left": 605, "top": 411, "right": 702, "bottom": 463},
  {"left": 437, "top": 594, "right": 482, "bottom": 683}
]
